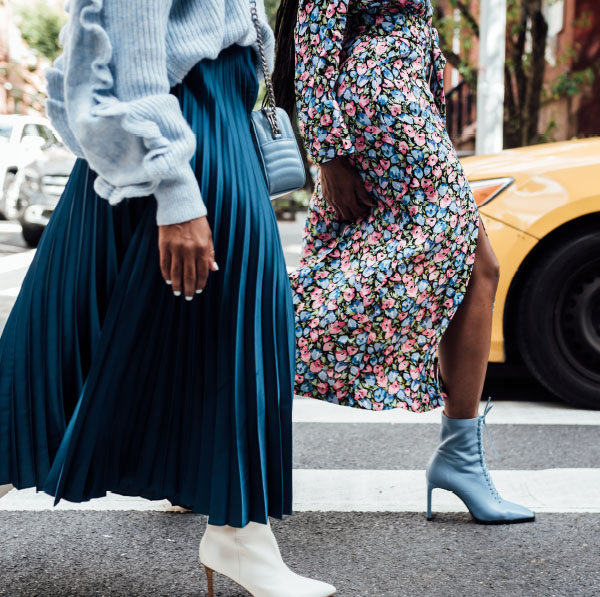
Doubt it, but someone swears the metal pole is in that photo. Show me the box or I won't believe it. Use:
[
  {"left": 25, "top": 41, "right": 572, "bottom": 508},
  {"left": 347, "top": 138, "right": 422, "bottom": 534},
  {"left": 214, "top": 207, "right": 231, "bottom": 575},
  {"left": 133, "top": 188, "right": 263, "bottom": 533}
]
[{"left": 475, "top": 0, "right": 507, "bottom": 155}]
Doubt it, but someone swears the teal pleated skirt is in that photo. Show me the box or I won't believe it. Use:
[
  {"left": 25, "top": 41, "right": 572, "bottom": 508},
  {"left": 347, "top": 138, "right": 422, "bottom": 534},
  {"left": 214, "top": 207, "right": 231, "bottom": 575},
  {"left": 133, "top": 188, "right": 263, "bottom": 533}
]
[{"left": 0, "top": 46, "right": 295, "bottom": 527}]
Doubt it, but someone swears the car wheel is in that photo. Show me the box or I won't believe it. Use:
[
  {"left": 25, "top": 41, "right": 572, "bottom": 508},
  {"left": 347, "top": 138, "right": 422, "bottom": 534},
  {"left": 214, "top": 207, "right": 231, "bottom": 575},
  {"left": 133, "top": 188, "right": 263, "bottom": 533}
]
[
  {"left": 516, "top": 231, "right": 600, "bottom": 409},
  {"left": 21, "top": 224, "right": 44, "bottom": 248}
]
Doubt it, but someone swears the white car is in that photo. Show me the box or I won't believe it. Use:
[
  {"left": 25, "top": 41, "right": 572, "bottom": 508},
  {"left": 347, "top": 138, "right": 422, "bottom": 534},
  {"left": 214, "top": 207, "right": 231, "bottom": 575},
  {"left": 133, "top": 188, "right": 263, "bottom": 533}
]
[{"left": 0, "top": 114, "right": 61, "bottom": 219}]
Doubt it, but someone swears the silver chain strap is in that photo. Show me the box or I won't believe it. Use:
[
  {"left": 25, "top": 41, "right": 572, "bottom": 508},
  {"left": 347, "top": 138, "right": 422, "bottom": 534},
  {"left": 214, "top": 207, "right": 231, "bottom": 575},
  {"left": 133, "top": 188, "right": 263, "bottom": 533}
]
[{"left": 249, "top": 0, "right": 281, "bottom": 136}]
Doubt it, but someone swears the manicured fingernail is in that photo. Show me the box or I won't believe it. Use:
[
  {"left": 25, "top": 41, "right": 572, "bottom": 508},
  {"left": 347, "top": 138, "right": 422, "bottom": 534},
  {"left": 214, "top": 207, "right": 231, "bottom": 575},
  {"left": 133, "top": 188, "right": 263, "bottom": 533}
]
[
  {"left": 185, "top": 296, "right": 193, "bottom": 301},
  {"left": 173, "top": 291, "right": 181, "bottom": 297},
  {"left": 166, "top": 280, "right": 172, "bottom": 285},
  {"left": 195, "top": 289, "right": 203, "bottom": 294},
  {"left": 212, "top": 262, "right": 219, "bottom": 271}
]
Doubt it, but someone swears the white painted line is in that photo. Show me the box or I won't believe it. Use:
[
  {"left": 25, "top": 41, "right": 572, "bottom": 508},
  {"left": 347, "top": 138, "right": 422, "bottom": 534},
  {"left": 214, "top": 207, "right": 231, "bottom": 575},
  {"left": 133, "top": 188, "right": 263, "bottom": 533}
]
[
  {"left": 293, "top": 469, "right": 600, "bottom": 514},
  {"left": 292, "top": 398, "right": 600, "bottom": 425},
  {"left": 0, "top": 488, "right": 186, "bottom": 512},
  {"left": 2, "top": 469, "right": 598, "bottom": 513},
  {"left": 0, "top": 249, "right": 35, "bottom": 275},
  {"left": 0, "top": 286, "right": 20, "bottom": 297},
  {"left": 0, "top": 222, "right": 22, "bottom": 234},
  {"left": 284, "top": 243, "right": 303, "bottom": 255}
]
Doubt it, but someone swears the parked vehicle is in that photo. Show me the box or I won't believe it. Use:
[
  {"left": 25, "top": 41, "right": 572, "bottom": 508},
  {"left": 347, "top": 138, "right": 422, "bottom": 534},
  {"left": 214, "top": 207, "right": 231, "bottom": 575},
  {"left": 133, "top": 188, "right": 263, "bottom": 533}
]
[
  {"left": 16, "top": 143, "right": 75, "bottom": 247},
  {"left": 464, "top": 138, "right": 600, "bottom": 409},
  {"left": 0, "top": 115, "right": 60, "bottom": 220}
]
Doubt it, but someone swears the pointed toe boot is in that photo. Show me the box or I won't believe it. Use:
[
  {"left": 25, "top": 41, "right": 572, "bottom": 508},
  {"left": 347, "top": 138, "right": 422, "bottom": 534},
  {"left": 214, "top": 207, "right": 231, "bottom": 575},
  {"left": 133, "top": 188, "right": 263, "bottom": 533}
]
[
  {"left": 199, "top": 521, "right": 336, "bottom": 597},
  {"left": 425, "top": 400, "right": 535, "bottom": 524}
]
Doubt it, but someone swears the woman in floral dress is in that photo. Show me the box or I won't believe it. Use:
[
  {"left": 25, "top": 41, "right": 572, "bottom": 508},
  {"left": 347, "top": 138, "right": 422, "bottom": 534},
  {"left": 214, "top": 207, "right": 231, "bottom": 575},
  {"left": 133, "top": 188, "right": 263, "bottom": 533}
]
[{"left": 273, "top": 0, "right": 535, "bottom": 523}]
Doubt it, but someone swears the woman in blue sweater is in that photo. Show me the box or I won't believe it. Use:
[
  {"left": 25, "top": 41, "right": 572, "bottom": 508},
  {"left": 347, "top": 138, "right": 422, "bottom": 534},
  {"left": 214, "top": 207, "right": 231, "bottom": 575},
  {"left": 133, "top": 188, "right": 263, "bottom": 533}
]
[{"left": 0, "top": 1, "right": 335, "bottom": 595}]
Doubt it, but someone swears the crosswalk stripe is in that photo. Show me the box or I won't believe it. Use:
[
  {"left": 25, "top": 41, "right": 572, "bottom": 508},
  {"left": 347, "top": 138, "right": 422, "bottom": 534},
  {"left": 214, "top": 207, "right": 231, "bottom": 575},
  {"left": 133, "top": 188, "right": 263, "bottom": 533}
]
[
  {"left": 0, "top": 287, "right": 20, "bottom": 297},
  {"left": 1, "top": 469, "right": 598, "bottom": 513},
  {"left": 292, "top": 398, "right": 600, "bottom": 425},
  {"left": 0, "top": 250, "right": 35, "bottom": 275}
]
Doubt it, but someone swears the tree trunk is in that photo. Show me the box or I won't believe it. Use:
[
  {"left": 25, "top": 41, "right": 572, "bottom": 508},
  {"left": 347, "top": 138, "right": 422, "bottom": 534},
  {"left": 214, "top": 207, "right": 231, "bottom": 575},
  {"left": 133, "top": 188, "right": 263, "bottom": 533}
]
[{"left": 522, "top": 0, "right": 548, "bottom": 144}]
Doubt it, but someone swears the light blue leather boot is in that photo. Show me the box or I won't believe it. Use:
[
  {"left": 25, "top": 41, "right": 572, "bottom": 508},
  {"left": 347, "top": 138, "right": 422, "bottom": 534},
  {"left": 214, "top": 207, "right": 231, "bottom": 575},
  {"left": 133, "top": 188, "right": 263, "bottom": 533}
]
[{"left": 425, "top": 400, "right": 535, "bottom": 524}]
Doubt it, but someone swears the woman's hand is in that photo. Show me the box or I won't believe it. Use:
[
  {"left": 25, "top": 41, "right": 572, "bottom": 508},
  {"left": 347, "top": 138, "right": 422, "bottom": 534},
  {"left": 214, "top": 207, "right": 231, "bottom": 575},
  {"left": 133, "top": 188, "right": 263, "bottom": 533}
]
[
  {"left": 158, "top": 216, "right": 218, "bottom": 300},
  {"left": 319, "top": 156, "right": 376, "bottom": 221}
]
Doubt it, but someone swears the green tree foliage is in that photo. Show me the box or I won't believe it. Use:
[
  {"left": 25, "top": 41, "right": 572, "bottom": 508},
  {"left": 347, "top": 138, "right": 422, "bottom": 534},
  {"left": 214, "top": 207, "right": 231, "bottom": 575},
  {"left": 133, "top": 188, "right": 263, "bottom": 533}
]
[
  {"left": 434, "top": 0, "right": 596, "bottom": 147},
  {"left": 18, "top": 1, "right": 66, "bottom": 62}
]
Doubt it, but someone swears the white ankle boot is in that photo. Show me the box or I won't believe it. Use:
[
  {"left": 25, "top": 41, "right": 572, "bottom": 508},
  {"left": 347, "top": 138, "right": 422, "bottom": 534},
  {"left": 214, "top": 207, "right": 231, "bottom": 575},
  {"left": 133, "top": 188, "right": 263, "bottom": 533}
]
[{"left": 199, "top": 521, "right": 336, "bottom": 597}]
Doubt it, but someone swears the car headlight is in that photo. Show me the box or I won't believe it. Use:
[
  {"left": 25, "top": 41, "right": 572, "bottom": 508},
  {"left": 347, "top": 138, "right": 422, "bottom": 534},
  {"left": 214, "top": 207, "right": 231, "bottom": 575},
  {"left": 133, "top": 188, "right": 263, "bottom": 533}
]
[{"left": 468, "top": 177, "right": 513, "bottom": 207}]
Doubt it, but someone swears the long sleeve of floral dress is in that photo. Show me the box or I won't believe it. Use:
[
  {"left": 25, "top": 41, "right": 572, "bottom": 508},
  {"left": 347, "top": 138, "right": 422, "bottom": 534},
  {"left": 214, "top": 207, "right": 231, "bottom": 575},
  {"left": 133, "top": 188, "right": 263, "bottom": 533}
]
[{"left": 294, "top": 0, "right": 354, "bottom": 163}]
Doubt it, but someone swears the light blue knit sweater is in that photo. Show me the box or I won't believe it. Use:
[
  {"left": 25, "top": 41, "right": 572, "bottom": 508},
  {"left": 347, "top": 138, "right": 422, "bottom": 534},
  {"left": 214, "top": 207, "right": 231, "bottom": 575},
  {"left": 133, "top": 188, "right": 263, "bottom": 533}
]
[{"left": 46, "top": 0, "right": 274, "bottom": 225}]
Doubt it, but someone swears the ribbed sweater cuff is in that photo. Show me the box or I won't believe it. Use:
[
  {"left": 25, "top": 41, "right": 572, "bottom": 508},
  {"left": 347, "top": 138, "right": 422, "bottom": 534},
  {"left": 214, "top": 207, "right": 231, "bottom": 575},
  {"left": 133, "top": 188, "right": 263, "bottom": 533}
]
[{"left": 153, "top": 164, "right": 207, "bottom": 226}]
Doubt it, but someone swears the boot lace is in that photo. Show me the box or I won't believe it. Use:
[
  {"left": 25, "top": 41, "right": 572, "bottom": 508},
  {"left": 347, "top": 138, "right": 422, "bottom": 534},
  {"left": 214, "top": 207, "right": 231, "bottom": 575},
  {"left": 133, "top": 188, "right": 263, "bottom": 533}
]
[{"left": 478, "top": 398, "right": 501, "bottom": 502}]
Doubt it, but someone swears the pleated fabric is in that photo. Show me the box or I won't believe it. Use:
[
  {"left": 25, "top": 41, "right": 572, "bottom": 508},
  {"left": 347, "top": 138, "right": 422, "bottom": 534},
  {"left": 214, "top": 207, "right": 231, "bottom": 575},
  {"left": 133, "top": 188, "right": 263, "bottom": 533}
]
[{"left": 0, "top": 45, "right": 295, "bottom": 527}]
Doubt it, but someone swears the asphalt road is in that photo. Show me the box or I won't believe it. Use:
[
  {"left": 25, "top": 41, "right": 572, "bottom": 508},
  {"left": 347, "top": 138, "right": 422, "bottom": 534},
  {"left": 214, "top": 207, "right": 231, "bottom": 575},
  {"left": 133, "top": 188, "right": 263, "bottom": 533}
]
[{"left": 1, "top": 216, "right": 599, "bottom": 597}]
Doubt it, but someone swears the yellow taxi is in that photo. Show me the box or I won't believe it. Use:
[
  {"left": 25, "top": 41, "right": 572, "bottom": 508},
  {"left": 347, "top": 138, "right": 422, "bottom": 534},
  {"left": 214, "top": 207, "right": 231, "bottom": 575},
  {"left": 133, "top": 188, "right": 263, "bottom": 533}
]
[{"left": 463, "top": 138, "right": 600, "bottom": 409}]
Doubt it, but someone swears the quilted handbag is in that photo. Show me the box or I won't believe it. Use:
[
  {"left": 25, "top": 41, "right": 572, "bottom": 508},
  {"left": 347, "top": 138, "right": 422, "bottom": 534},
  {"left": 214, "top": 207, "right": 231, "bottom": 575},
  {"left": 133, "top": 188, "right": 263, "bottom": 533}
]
[{"left": 248, "top": 0, "right": 306, "bottom": 199}]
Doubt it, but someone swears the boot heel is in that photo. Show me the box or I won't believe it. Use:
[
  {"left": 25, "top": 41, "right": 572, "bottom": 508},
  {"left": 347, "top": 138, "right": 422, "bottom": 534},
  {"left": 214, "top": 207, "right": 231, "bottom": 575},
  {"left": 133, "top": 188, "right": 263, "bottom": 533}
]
[
  {"left": 204, "top": 566, "right": 214, "bottom": 597},
  {"left": 426, "top": 484, "right": 434, "bottom": 520}
]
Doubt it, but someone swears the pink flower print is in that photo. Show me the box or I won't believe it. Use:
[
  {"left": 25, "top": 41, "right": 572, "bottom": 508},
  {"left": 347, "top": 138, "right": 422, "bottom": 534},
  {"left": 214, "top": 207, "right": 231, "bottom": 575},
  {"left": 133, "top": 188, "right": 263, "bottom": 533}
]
[
  {"left": 310, "top": 360, "right": 323, "bottom": 373},
  {"left": 309, "top": 329, "right": 319, "bottom": 342},
  {"left": 402, "top": 124, "right": 415, "bottom": 137},
  {"left": 401, "top": 339, "right": 415, "bottom": 353},
  {"left": 390, "top": 103, "right": 403, "bottom": 116},
  {"left": 356, "top": 388, "right": 368, "bottom": 400},
  {"left": 315, "top": 83, "right": 325, "bottom": 98},
  {"left": 309, "top": 317, "right": 320, "bottom": 329},
  {"left": 377, "top": 374, "right": 388, "bottom": 387},
  {"left": 295, "top": 373, "right": 304, "bottom": 385},
  {"left": 358, "top": 95, "right": 371, "bottom": 108},
  {"left": 329, "top": 321, "right": 346, "bottom": 334},
  {"left": 335, "top": 350, "right": 348, "bottom": 362},
  {"left": 343, "top": 287, "right": 356, "bottom": 301},
  {"left": 373, "top": 402, "right": 384, "bottom": 411},
  {"left": 375, "top": 39, "right": 387, "bottom": 55},
  {"left": 440, "top": 195, "right": 452, "bottom": 208},
  {"left": 415, "top": 133, "right": 426, "bottom": 146},
  {"left": 312, "top": 296, "right": 325, "bottom": 309},
  {"left": 427, "top": 154, "right": 439, "bottom": 166},
  {"left": 323, "top": 341, "right": 334, "bottom": 351},
  {"left": 355, "top": 136, "right": 366, "bottom": 151},
  {"left": 320, "top": 114, "right": 333, "bottom": 127},
  {"left": 411, "top": 400, "right": 422, "bottom": 412},
  {"left": 389, "top": 380, "right": 402, "bottom": 394},
  {"left": 317, "top": 382, "right": 328, "bottom": 395}
]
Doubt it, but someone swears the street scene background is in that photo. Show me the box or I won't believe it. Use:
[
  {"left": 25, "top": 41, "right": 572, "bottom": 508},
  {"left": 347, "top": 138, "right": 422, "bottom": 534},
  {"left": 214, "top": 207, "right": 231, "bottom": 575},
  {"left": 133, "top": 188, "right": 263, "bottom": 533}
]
[{"left": 1, "top": 0, "right": 600, "bottom": 596}]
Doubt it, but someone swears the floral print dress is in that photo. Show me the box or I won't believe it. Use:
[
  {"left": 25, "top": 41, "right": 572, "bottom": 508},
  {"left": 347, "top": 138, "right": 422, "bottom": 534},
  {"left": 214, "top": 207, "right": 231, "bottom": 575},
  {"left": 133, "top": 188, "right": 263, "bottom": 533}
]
[{"left": 290, "top": 0, "right": 480, "bottom": 411}]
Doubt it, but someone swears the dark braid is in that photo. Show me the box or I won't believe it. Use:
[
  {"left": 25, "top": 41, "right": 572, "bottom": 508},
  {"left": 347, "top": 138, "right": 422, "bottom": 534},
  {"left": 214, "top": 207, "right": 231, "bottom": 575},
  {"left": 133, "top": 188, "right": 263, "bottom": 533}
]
[{"left": 273, "top": 0, "right": 301, "bottom": 119}]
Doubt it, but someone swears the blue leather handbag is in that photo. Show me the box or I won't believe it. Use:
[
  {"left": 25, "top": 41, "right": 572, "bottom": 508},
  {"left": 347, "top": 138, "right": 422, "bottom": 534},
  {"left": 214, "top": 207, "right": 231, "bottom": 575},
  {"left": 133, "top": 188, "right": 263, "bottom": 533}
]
[{"left": 248, "top": 1, "right": 306, "bottom": 199}]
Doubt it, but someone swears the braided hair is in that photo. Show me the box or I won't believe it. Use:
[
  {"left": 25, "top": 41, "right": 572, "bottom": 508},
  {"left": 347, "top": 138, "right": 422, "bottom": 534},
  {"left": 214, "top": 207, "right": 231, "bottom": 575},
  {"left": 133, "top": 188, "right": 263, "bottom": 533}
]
[{"left": 273, "top": 0, "right": 300, "bottom": 119}]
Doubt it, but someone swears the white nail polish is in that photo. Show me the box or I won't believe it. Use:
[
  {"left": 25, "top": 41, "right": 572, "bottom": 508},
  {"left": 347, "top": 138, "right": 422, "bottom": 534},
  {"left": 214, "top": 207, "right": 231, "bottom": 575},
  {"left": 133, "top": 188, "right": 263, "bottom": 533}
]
[
  {"left": 173, "top": 291, "right": 181, "bottom": 297},
  {"left": 212, "top": 262, "right": 219, "bottom": 271},
  {"left": 196, "top": 289, "right": 203, "bottom": 294},
  {"left": 166, "top": 280, "right": 172, "bottom": 285},
  {"left": 185, "top": 296, "right": 193, "bottom": 301}
]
